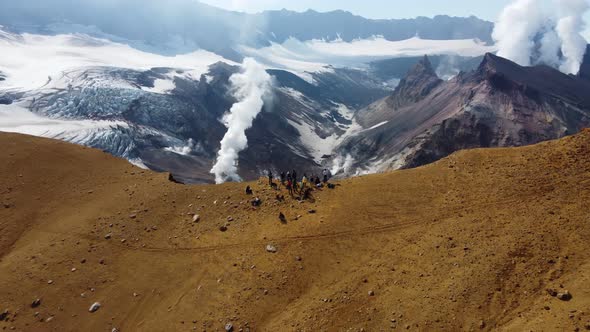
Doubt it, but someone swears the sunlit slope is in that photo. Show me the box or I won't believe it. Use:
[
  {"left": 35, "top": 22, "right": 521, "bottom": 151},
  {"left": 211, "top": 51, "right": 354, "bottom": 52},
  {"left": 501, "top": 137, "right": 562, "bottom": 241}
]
[{"left": 0, "top": 131, "right": 589, "bottom": 331}]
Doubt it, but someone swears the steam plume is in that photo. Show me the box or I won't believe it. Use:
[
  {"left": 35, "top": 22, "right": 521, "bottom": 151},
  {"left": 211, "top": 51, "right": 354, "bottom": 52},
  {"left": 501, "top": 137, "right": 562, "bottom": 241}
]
[
  {"left": 493, "top": 0, "right": 546, "bottom": 66},
  {"left": 493, "top": 0, "right": 589, "bottom": 74},
  {"left": 210, "top": 58, "right": 272, "bottom": 184},
  {"left": 556, "top": 0, "right": 590, "bottom": 73}
]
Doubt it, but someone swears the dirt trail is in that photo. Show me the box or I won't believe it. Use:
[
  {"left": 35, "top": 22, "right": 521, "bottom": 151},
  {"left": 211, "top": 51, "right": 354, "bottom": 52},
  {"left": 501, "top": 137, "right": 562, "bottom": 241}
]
[{"left": 1, "top": 131, "right": 590, "bottom": 331}]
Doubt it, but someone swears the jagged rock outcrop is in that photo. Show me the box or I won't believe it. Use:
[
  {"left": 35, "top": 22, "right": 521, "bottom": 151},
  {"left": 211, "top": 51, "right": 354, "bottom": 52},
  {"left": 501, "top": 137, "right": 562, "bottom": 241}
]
[
  {"left": 337, "top": 53, "right": 590, "bottom": 173},
  {"left": 386, "top": 55, "right": 443, "bottom": 109},
  {"left": 578, "top": 45, "right": 590, "bottom": 81}
]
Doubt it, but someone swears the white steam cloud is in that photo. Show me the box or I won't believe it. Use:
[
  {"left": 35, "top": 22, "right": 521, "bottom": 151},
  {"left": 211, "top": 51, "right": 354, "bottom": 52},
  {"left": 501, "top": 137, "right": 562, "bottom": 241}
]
[
  {"left": 210, "top": 58, "right": 273, "bottom": 184},
  {"left": 493, "top": 0, "right": 589, "bottom": 74},
  {"left": 556, "top": 0, "right": 590, "bottom": 73}
]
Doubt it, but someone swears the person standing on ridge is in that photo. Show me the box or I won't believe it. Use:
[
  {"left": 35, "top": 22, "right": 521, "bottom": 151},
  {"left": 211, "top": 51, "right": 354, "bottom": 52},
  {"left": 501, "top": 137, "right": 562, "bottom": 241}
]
[
  {"left": 323, "top": 169, "right": 329, "bottom": 183},
  {"left": 301, "top": 173, "right": 308, "bottom": 194},
  {"left": 268, "top": 170, "right": 273, "bottom": 187}
]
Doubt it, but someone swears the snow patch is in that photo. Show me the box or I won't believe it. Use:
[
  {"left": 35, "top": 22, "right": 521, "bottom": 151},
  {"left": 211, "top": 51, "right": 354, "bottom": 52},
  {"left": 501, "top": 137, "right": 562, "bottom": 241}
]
[
  {"left": 0, "top": 29, "right": 234, "bottom": 91},
  {"left": 143, "top": 78, "right": 176, "bottom": 94},
  {"left": 0, "top": 103, "right": 128, "bottom": 139}
]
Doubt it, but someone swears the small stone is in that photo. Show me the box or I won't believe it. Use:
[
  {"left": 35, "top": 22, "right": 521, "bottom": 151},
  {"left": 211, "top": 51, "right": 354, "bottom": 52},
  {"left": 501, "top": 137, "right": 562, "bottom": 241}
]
[
  {"left": 295, "top": 256, "right": 302, "bottom": 261},
  {"left": 45, "top": 316, "right": 54, "bottom": 322},
  {"left": 266, "top": 244, "right": 277, "bottom": 253},
  {"left": 71, "top": 268, "right": 77, "bottom": 272},
  {"left": 479, "top": 320, "right": 486, "bottom": 329},
  {"left": 129, "top": 214, "right": 137, "bottom": 219},
  {"left": 227, "top": 216, "right": 233, "bottom": 222},
  {"left": 112, "top": 328, "right": 119, "bottom": 332},
  {"left": 0, "top": 310, "right": 8, "bottom": 321},
  {"left": 557, "top": 291, "right": 572, "bottom": 301},
  {"left": 368, "top": 290, "right": 375, "bottom": 296},
  {"left": 225, "top": 322, "right": 234, "bottom": 332},
  {"left": 104, "top": 233, "right": 112, "bottom": 240},
  {"left": 219, "top": 225, "right": 228, "bottom": 232},
  {"left": 80, "top": 258, "right": 87, "bottom": 264},
  {"left": 31, "top": 298, "right": 41, "bottom": 308},
  {"left": 308, "top": 209, "right": 316, "bottom": 214},
  {"left": 192, "top": 214, "right": 200, "bottom": 223},
  {"left": 584, "top": 322, "right": 590, "bottom": 330},
  {"left": 121, "top": 239, "right": 126, "bottom": 243},
  {"left": 547, "top": 288, "right": 558, "bottom": 297},
  {"left": 89, "top": 302, "right": 101, "bottom": 313},
  {"left": 47, "top": 280, "right": 54, "bottom": 284}
]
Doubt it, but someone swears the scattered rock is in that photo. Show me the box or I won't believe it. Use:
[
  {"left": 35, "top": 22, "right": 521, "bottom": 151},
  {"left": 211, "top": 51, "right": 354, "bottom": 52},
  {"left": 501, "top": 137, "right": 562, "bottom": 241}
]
[
  {"left": 0, "top": 309, "right": 9, "bottom": 320},
  {"left": 295, "top": 256, "right": 302, "bottom": 261},
  {"left": 47, "top": 280, "right": 54, "bottom": 284},
  {"left": 584, "top": 322, "right": 590, "bottom": 330},
  {"left": 45, "top": 316, "right": 54, "bottom": 323},
  {"left": 479, "top": 320, "right": 486, "bottom": 329},
  {"left": 88, "top": 302, "right": 101, "bottom": 313},
  {"left": 279, "top": 212, "right": 287, "bottom": 223},
  {"left": 225, "top": 322, "right": 234, "bottom": 332},
  {"left": 112, "top": 328, "right": 119, "bottom": 332},
  {"left": 227, "top": 216, "right": 233, "bottom": 222},
  {"left": 557, "top": 291, "right": 573, "bottom": 301},
  {"left": 192, "top": 214, "right": 200, "bottom": 223},
  {"left": 31, "top": 298, "right": 41, "bottom": 308},
  {"left": 547, "top": 288, "right": 558, "bottom": 297},
  {"left": 129, "top": 214, "right": 137, "bottom": 219},
  {"left": 219, "top": 225, "right": 228, "bottom": 232},
  {"left": 308, "top": 209, "right": 316, "bottom": 214},
  {"left": 368, "top": 290, "right": 375, "bottom": 296},
  {"left": 80, "top": 258, "right": 86, "bottom": 264},
  {"left": 104, "top": 233, "right": 112, "bottom": 240},
  {"left": 71, "top": 268, "right": 77, "bottom": 272},
  {"left": 266, "top": 244, "right": 277, "bottom": 253}
]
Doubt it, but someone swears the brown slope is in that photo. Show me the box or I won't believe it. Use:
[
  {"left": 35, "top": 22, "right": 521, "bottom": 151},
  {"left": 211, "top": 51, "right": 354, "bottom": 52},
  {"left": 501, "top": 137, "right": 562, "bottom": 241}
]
[{"left": 1, "top": 131, "right": 590, "bottom": 331}]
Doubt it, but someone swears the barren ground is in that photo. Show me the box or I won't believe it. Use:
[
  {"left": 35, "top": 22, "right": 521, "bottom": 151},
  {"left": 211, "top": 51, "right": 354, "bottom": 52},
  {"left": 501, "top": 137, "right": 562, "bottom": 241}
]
[{"left": 1, "top": 131, "right": 590, "bottom": 331}]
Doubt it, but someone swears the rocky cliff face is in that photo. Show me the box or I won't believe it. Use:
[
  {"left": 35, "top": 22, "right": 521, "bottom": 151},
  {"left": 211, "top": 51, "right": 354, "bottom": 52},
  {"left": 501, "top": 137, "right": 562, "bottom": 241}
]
[
  {"left": 385, "top": 55, "right": 443, "bottom": 110},
  {"left": 336, "top": 53, "right": 590, "bottom": 174},
  {"left": 578, "top": 45, "right": 590, "bottom": 81}
]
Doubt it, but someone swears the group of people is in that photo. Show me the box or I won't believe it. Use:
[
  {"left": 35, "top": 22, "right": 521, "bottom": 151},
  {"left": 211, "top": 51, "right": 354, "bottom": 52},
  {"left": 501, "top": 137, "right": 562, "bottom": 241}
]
[{"left": 268, "top": 169, "right": 332, "bottom": 197}]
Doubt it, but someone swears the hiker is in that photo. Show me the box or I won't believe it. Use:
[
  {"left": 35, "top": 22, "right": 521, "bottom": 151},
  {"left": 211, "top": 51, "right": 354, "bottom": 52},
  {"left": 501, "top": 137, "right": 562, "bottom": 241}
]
[
  {"left": 322, "top": 169, "right": 329, "bottom": 183},
  {"left": 315, "top": 176, "right": 322, "bottom": 188},
  {"left": 279, "top": 212, "right": 287, "bottom": 223},
  {"left": 286, "top": 178, "right": 293, "bottom": 196},
  {"left": 251, "top": 196, "right": 262, "bottom": 207},
  {"left": 286, "top": 171, "right": 291, "bottom": 183},
  {"left": 268, "top": 170, "right": 273, "bottom": 187},
  {"left": 280, "top": 171, "right": 286, "bottom": 184},
  {"left": 245, "top": 185, "right": 253, "bottom": 195},
  {"left": 301, "top": 174, "right": 308, "bottom": 194},
  {"left": 302, "top": 187, "right": 313, "bottom": 200}
]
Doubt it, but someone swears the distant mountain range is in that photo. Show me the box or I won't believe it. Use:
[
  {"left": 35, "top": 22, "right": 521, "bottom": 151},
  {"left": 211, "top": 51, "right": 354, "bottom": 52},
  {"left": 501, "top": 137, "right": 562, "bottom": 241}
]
[{"left": 0, "top": 0, "right": 494, "bottom": 59}]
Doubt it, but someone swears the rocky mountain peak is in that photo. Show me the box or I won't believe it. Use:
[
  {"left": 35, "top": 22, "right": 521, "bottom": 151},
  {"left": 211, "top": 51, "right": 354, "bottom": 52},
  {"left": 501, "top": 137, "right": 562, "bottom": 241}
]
[
  {"left": 386, "top": 55, "right": 442, "bottom": 109},
  {"left": 578, "top": 45, "right": 590, "bottom": 81}
]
